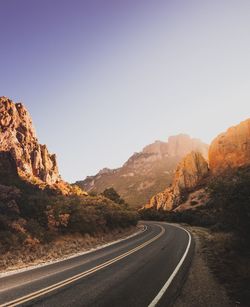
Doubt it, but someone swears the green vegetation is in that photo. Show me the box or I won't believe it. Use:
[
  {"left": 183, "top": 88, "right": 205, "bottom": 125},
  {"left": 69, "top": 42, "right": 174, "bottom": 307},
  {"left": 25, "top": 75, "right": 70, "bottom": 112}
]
[
  {"left": 208, "top": 167, "right": 250, "bottom": 240},
  {"left": 141, "top": 166, "right": 250, "bottom": 239},
  {"left": 101, "top": 187, "right": 127, "bottom": 206},
  {"left": 0, "top": 156, "right": 139, "bottom": 254}
]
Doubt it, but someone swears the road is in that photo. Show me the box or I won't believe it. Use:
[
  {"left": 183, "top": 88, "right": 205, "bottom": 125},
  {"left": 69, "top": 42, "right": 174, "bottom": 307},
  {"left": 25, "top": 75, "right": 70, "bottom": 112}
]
[{"left": 0, "top": 222, "right": 193, "bottom": 307}]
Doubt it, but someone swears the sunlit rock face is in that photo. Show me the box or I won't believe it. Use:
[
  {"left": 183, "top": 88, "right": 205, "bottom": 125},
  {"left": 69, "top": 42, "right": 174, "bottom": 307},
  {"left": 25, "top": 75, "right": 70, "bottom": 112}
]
[
  {"left": 144, "top": 151, "right": 209, "bottom": 211},
  {"left": 209, "top": 119, "right": 250, "bottom": 174},
  {"left": 0, "top": 97, "right": 61, "bottom": 185},
  {"left": 0, "top": 96, "right": 60, "bottom": 185}
]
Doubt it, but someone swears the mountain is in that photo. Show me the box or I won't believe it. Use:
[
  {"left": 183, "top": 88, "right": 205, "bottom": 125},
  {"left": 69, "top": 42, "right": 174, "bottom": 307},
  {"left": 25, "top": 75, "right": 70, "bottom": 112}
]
[
  {"left": 0, "top": 96, "right": 85, "bottom": 195},
  {"left": 76, "top": 134, "right": 208, "bottom": 207},
  {"left": 0, "top": 97, "right": 138, "bottom": 266},
  {"left": 144, "top": 118, "right": 250, "bottom": 211}
]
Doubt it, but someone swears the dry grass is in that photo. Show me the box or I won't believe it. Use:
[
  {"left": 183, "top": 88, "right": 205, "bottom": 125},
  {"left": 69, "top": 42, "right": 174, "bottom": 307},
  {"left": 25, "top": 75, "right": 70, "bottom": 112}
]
[
  {"left": 188, "top": 226, "right": 250, "bottom": 307},
  {"left": 0, "top": 226, "right": 137, "bottom": 274}
]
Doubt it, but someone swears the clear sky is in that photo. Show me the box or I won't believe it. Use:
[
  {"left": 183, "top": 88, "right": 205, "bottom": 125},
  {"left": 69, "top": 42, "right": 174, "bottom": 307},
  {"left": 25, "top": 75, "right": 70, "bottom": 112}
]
[{"left": 1, "top": 0, "right": 250, "bottom": 182}]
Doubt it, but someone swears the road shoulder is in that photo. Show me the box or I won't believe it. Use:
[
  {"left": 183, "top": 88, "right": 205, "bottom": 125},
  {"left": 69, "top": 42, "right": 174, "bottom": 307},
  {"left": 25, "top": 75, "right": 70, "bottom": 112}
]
[
  {"left": 174, "top": 226, "right": 233, "bottom": 307},
  {"left": 0, "top": 225, "right": 140, "bottom": 277}
]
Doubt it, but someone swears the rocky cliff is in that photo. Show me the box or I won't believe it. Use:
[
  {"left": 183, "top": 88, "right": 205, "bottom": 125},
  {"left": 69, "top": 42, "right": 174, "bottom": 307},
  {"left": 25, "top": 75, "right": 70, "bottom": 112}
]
[
  {"left": 144, "top": 151, "right": 209, "bottom": 211},
  {"left": 0, "top": 96, "right": 60, "bottom": 185},
  {"left": 77, "top": 136, "right": 208, "bottom": 207},
  {"left": 0, "top": 97, "right": 85, "bottom": 195},
  {"left": 209, "top": 119, "right": 250, "bottom": 174},
  {"left": 144, "top": 118, "right": 250, "bottom": 211}
]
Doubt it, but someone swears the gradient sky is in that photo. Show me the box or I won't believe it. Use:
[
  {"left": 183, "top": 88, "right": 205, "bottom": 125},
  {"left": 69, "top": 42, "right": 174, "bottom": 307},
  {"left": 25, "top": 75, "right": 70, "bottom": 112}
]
[{"left": 1, "top": 0, "right": 250, "bottom": 182}]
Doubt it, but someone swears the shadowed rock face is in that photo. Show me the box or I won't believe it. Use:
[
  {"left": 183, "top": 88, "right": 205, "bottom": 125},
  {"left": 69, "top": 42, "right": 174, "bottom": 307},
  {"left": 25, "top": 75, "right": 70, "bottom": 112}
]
[
  {"left": 0, "top": 97, "right": 60, "bottom": 185},
  {"left": 145, "top": 151, "right": 209, "bottom": 211},
  {"left": 76, "top": 136, "right": 208, "bottom": 207},
  {"left": 209, "top": 119, "right": 250, "bottom": 174}
]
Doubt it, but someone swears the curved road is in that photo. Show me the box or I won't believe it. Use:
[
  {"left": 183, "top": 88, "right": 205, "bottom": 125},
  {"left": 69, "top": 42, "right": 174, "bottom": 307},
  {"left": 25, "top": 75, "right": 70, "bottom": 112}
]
[{"left": 0, "top": 222, "right": 194, "bottom": 307}]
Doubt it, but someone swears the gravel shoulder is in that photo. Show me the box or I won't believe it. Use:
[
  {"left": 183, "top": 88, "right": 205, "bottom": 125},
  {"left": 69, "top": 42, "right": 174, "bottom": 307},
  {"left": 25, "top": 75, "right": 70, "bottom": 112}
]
[{"left": 174, "top": 226, "right": 233, "bottom": 307}]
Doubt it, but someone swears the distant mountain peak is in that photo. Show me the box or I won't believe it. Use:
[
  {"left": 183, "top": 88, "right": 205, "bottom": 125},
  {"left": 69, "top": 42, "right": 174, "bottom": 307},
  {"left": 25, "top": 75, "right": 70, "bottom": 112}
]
[{"left": 76, "top": 133, "right": 208, "bottom": 207}]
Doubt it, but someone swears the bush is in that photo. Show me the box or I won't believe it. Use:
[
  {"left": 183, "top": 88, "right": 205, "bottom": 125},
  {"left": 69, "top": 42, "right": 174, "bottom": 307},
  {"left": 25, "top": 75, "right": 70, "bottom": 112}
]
[
  {"left": 0, "top": 183, "right": 139, "bottom": 252},
  {"left": 101, "top": 188, "right": 126, "bottom": 206},
  {"left": 208, "top": 167, "right": 250, "bottom": 244}
]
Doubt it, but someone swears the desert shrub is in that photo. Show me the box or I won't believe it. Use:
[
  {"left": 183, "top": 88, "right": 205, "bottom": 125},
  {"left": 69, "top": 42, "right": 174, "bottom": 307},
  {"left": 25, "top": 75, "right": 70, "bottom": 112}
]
[
  {"left": 139, "top": 208, "right": 167, "bottom": 221},
  {"left": 140, "top": 206, "right": 216, "bottom": 227},
  {"left": 18, "top": 192, "right": 52, "bottom": 228},
  {"left": 68, "top": 206, "right": 100, "bottom": 234},
  {"left": 0, "top": 179, "right": 139, "bottom": 251},
  {"left": 104, "top": 208, "right": 138, "bottom": 229},
  {"left": 25, "top": 219, "right": 47, "bottom": 241},
  {"left": 208, "top": 167, "right": 250, "bottom": 244},
  {"left": 0, "top": 230, "right": 26, "bottom": 252},
  {"left": 101, "top": 188, "right": 126, "bottom": 206}
]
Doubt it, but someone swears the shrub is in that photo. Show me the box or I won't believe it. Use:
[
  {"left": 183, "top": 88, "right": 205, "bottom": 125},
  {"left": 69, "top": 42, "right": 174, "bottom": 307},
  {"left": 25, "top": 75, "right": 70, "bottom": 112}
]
[
  {"left": 101, "top": 188, "right": 126, "bottom": 205},
  {"left": 208, "top": 167, "right": 250, "bottom": 244}
]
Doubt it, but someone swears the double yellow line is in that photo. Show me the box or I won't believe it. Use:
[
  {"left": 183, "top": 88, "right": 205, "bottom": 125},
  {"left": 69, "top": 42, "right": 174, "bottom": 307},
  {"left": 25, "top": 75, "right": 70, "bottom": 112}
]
[{"left": 2, "top": 225, "right": 165, "bottom": 307}]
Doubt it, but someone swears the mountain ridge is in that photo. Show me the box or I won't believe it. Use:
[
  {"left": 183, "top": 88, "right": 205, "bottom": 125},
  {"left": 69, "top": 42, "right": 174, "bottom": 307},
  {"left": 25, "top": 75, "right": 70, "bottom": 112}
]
[
  {"left": 76, "top": 134, "right": 208, "bottom": 207},
  {"left": 144, "top": 118, "right": 250, "bottom": 212}
]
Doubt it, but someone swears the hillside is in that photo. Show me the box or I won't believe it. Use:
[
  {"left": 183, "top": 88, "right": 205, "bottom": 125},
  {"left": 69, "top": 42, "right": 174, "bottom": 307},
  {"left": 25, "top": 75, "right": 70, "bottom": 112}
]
[
  {"left": 143, "top": 118, "right": 250, "bottom": 212},
  {"left": 76, "top": 135, "right": 208, "bottom": 207},
  {"left": 0, "top": 97, "right": 139, "bottom": 269}
]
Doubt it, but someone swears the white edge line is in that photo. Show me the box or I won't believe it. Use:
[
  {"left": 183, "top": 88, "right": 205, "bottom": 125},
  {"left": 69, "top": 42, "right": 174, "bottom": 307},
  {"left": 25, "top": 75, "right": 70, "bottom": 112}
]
[
  {"left": 1, "top": 224, "right": 162, "bottom": 307},
  {"left": 0, "top": 225, "right": 147, "bottom": 278},
  {"left": 148, "top": 223, "right": 192, "bottom": 307}
]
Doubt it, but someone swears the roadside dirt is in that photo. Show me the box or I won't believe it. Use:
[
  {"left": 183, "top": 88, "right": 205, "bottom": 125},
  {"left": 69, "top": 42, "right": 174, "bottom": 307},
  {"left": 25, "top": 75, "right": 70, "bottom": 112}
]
[
  {"left": 174, "top": 226, "right": 233, "bottom": 307},
  {"left": 0, "top": 226, "right": 139, "bottom": 275}
]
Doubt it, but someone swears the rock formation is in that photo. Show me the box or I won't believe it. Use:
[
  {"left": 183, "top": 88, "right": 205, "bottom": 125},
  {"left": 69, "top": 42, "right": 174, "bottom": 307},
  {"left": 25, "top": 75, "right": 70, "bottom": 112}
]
[
  {"left": 0, "top": 97, "right": 86, "bottom": 195},
  {"left": 0, "top": 96, "right": 60, "bottom": 185},
  {"left": 76, "top": 135, "right": 208, "bottom": 207},
  {"left": 209, "top": 119, "right": 250, "bottom": 174},
  {"left": 144, "top": 118, "right": 250, "bottom": 212},
  {"left": 144, "top": 151, "right": 209, "bottom": 211}
]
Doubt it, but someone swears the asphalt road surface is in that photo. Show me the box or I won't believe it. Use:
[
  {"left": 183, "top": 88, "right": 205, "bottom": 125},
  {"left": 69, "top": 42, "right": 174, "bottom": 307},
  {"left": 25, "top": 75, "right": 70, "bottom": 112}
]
[{"left": 0, "top": 222, "right": 194, "bottom": 307}]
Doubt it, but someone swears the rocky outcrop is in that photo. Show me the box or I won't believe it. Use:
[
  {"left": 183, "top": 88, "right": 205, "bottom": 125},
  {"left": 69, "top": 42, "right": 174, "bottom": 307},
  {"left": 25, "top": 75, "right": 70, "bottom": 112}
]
[
  {"left": 143, "top": 118, "right": 250, "bottom": 212},
  {"left": 209, "top": 119, "right": 250, "bottom": 174},
  {"left": 0, "top": 97, "right": 60, "bottom": 185},
  {"left": 144, "top": 151, "right": 209, "bottom": 211},
  {"left": 0, "top": 97, "right": 86, "bottom": 195},
  {"left": 173, "top": 151, "right": 209, "bottom": 190},
  {"left": 76, "top": 135, "right": 208, "bottom": 207}
]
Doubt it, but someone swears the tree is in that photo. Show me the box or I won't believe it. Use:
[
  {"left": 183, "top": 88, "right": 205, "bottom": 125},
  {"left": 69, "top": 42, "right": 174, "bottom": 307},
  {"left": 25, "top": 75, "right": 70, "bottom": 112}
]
[{"left": 101, "top": 188, "right": 126, "bottom": 205}]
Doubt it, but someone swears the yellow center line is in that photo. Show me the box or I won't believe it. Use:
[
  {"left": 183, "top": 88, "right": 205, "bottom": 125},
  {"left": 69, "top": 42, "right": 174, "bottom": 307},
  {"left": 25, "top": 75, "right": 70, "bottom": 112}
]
[{"left": 1, "top": 224, "right": 165, "bottom": 307}]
